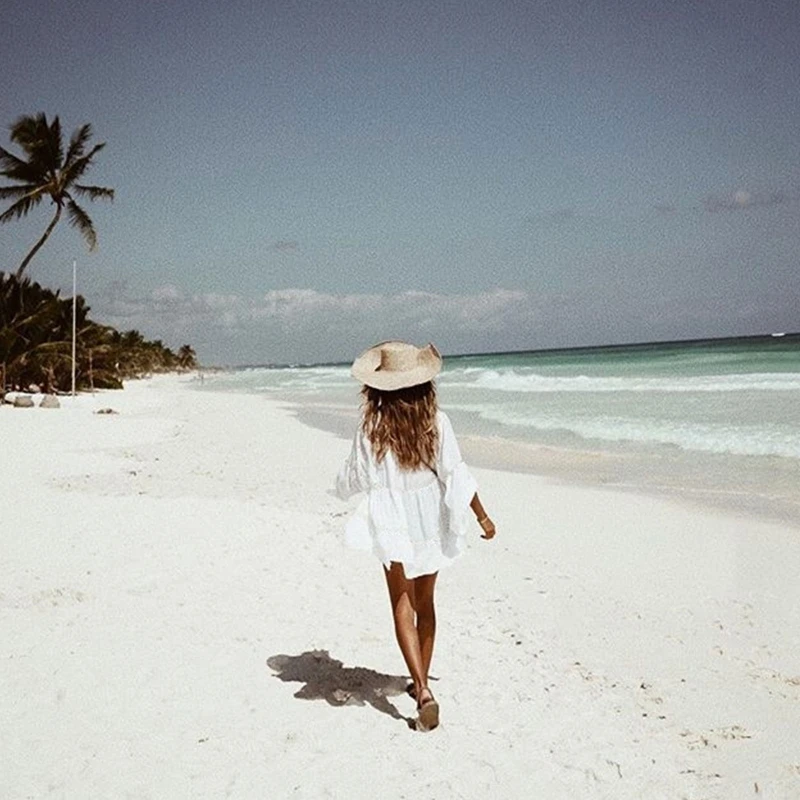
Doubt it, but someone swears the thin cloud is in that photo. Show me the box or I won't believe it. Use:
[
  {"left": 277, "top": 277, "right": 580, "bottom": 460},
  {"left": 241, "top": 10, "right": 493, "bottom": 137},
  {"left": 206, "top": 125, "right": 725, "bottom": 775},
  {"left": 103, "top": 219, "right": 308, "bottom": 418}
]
[
  {"left": 91, "top": 285, "right": 536, "bottom": 364},
  {"left": 704, "top": 189, "right": 789, "bottom": 213},
  {"left": 151, "top": 284, "right": 182, "bottom": 302}
]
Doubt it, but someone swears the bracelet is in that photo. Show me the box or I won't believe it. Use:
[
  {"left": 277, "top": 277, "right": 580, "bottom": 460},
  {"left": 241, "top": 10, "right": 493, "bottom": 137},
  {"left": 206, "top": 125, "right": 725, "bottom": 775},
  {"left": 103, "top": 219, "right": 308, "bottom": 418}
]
[{"left": 477, "top": 516, "right": 489, "bottom": 526}]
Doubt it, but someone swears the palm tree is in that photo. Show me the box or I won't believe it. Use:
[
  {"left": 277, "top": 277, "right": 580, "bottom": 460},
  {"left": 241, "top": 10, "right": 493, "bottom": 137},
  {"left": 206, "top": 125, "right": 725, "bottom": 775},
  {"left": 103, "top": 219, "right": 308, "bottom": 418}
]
[
  {"left": 0, "top": 113, "right": 114, "bottom": 279},
  {"left": 0, "top": 272, "right": 73, "bottom": 391},
  {"left": 177, "top": 344, "right": 197, "bottom": 370}
]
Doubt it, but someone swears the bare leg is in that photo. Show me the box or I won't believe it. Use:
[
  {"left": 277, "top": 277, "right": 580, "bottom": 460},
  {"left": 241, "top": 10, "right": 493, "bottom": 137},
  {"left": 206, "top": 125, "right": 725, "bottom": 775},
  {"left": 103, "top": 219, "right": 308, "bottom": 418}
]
[
  {"left": 384, "top": 562, "right": 426, "bottom": 697},
  {"left": 383, "top": 562, "right": 440, "bottom": 723},
  {"left": 413, "top": 571, "right": 438, "bottom": 683}
]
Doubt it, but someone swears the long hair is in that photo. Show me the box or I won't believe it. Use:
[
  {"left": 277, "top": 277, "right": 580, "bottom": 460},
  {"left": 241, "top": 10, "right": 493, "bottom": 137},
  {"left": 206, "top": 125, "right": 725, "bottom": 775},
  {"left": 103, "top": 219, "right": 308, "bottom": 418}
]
[{"left": 361, "top": 381, "right": 438, "bottom": 470}]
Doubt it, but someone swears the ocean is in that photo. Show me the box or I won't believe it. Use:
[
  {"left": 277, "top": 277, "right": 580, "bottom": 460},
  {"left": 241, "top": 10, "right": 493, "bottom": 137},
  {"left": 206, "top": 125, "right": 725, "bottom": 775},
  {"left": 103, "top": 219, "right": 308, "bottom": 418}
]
[{"left": 195, "top": 335, "right": 800, "bottom": 526}]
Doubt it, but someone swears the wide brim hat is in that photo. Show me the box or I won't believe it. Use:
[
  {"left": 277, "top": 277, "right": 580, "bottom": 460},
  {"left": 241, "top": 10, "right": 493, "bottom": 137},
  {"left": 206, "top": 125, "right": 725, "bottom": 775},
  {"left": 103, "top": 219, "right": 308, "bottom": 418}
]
[{"left": 351, "top": 341, "right": 442, "bottom": 391}]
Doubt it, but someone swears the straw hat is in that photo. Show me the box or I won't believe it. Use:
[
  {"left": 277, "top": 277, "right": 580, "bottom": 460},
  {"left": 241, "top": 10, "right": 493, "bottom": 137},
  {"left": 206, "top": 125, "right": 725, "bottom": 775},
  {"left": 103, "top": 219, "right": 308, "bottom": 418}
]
[{"left": 351, "top": 341, "right": 442, "bottom": 391}]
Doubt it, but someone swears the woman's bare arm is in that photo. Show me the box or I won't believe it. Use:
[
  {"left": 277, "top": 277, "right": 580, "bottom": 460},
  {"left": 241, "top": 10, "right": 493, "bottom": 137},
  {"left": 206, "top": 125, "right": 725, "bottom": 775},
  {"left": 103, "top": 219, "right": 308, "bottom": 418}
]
[{"left": 470, "top": 493, "right": 496, "bottom": 540}]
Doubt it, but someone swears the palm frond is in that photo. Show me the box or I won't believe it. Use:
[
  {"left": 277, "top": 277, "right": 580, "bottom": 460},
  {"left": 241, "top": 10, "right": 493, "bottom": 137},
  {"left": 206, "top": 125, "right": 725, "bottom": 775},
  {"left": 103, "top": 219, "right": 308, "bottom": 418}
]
[
  {"left": 9, "top": 113, "right": 48, "bottom": 150},
  {"left": 0, "top": 146, "right": 26, "bottom": 172},
  {"left": 66, "top": 199, "right": 97, "bottom": 249},
  {"left": 10, "top": 303, "right": 61, "bottom": 335},
  {"left": 0, "top": 192, "right": 45, "bottom": 223},
  {"left": 0, "top": 183, "right": 38, "bottom": 199},
  {"left": 62, "top": 142, "right": 106, "bottom": 185},
  {"left": 64, "top": 123, "right": 92, "bottom": 167},
  {"left": 9, "top": 113, "right": 60, "bottom": 171},
  {"left": 0, "top": 146, "right": 43, "bottom": 183},
  {"left": 48, "top": 116, "right": 64, "bottom": 169},
  {"left": 73, "top": 184, "right": 114, "bottom": 201}
]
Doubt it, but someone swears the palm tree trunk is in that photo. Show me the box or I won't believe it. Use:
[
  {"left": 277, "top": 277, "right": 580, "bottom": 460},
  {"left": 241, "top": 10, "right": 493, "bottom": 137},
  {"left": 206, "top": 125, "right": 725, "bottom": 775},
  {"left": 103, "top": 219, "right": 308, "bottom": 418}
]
[{"left": 15, "top": 204, "right": 62, "bottom": 279}]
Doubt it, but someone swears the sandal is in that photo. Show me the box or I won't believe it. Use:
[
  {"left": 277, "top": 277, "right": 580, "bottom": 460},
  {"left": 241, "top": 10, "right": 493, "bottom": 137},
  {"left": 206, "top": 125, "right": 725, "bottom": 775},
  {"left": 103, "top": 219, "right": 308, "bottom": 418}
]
[{"left": 416, "top": 688, "right": 440, "bottom": 732}]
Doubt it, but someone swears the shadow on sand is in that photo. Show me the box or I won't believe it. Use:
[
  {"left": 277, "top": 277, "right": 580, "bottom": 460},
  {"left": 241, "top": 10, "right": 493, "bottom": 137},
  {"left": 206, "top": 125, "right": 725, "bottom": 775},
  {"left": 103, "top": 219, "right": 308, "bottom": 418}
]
[{"left": 266, "top": 649, "right": 413, "bottom": 725}]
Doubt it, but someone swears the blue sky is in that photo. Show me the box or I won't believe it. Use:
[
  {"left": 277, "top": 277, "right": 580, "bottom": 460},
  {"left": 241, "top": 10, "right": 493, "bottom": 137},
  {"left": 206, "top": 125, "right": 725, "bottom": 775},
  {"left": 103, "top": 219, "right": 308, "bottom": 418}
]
[{"left": 2, "top": 0, "right": 798, "bottom": 364}]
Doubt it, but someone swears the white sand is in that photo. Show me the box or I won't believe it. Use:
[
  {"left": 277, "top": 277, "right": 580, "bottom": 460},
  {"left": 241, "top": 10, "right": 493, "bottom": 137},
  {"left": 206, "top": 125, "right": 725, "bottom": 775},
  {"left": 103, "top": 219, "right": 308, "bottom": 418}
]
[{"left": 2, "top": 375, "right": 800, "bottom": 799}]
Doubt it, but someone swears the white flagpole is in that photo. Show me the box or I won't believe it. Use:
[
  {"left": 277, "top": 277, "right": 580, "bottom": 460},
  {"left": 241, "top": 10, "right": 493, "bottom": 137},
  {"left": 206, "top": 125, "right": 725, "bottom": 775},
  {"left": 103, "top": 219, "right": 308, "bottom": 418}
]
[{"left": 71, "top": 258, "right": 77, "bottom": 396}]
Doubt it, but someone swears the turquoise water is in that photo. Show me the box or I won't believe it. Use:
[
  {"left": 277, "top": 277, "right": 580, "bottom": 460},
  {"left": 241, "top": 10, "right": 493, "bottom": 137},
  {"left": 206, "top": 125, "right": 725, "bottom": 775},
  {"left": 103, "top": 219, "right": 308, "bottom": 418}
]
[
  {"left": 197, "top": 335, "right": 800, "bottom": 524},
  {"left": 443, "top": 337, "right": 800, "bottom": 459}
]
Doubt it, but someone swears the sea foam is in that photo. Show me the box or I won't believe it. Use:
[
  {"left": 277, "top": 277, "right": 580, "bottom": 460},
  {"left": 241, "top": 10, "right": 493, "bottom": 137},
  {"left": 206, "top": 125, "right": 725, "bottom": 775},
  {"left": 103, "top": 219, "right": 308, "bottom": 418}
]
[{"left": 457, "top": 370, "right": 800, "bottom": 394}]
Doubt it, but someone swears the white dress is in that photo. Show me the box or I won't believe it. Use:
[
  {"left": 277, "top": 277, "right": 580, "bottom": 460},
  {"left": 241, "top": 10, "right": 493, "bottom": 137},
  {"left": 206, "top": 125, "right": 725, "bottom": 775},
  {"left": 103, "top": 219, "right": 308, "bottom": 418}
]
[{"left": 336, "top": 411, "right": 478, "bottom": 578}]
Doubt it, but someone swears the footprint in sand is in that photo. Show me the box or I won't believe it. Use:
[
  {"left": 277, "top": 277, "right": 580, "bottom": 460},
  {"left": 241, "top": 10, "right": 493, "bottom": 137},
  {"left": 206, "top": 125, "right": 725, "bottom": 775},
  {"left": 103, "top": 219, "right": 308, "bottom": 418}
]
[
  {"left": 1, "top": 587, "right": 89, "bottom": 609},
  {"left": 748, "top": 667, "right": 800, "bottom": 701},
  {"left": 679, "top": 725, "right": 753, "bottom": 750}
]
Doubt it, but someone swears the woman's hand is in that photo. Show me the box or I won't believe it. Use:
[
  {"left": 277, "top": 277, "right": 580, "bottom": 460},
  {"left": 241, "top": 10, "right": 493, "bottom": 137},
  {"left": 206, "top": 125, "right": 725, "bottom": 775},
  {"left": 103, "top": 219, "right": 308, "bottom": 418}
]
[
  {"left": 479, "top": 516, "right": 496, "bottom": 540},
  {"left": 470, "top": 493, "right": 496, "bottom": 540}
]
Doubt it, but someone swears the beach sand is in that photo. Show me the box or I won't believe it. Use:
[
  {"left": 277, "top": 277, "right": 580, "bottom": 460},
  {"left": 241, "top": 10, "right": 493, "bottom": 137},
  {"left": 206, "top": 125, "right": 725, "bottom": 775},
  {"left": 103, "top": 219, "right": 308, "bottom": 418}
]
[{"left": 3, "top": 375, "right": 800, "bottom": 799}]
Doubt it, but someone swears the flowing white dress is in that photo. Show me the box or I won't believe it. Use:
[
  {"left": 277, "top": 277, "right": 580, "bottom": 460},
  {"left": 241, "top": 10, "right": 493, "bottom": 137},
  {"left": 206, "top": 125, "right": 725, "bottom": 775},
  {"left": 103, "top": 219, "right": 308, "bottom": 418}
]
[{"left": 336, "top": 411, "right": 478, "bottom": 578}]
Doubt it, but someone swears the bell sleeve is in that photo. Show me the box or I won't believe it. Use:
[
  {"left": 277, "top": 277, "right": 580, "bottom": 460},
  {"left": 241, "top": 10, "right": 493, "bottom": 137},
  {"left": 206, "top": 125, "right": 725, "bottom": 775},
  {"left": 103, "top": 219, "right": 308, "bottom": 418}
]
[
  {"left": 336, "top": 427, "right": 371, "bottom": 500},
  {"left": 437, "top": 412, "right": 478, "bottom": 537}
]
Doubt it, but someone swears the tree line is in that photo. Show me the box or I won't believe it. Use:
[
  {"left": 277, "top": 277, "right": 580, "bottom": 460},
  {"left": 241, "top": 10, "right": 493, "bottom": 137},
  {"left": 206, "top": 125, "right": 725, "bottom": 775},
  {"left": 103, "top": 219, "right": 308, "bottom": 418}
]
[
  {"left": 1, "top": 113, "right": 197, "bottom": 394},
  {"left": 1, "top": 271, "right": 196, "bottom": 395}
]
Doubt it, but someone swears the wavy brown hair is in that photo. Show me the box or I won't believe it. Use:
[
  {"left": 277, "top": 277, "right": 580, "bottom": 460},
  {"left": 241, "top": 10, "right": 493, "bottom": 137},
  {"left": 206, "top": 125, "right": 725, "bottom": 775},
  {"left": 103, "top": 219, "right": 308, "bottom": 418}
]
[{"left": 361, "top": 381, "right": 438, "bottom": 470}]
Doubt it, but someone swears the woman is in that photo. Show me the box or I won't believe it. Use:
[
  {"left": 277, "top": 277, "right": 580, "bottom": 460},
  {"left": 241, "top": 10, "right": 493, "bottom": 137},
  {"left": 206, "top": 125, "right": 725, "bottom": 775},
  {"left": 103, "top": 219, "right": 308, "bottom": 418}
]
[{"left": 336, "top": 341, "right": 496, "bottom": 732}]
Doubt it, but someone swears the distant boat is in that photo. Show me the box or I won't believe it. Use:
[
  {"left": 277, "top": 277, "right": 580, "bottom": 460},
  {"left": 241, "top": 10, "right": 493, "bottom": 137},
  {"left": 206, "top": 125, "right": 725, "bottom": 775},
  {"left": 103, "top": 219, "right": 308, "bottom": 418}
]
[{"left": 771, "top": 332, "right": 786, "bottom": 337}]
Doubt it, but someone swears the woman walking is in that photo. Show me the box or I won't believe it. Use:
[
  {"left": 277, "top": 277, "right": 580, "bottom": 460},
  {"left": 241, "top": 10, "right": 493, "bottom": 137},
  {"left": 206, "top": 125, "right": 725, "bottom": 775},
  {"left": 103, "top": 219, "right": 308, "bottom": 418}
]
[{"left": 336, "top": 341, "right": 496, "bottom": 731}]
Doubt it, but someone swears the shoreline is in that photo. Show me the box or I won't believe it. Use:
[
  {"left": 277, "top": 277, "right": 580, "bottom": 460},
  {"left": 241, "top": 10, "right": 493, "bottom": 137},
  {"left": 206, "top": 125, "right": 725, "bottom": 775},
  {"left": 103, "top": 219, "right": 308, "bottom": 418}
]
[{"left": 4, "top": 374, "right": 800, "bottom": 798}]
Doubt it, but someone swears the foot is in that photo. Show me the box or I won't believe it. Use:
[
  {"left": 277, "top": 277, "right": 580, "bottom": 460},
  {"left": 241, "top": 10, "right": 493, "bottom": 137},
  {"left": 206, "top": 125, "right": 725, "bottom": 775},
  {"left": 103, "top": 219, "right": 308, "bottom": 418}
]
[{"left": 415, "top": 687, "right": 440, "bottom": 732}]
